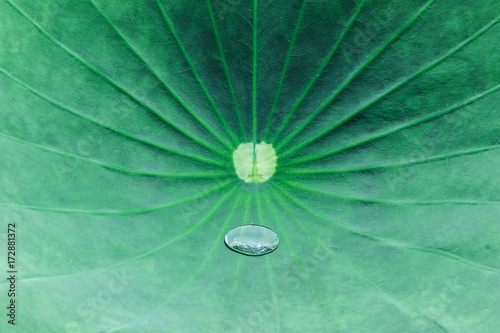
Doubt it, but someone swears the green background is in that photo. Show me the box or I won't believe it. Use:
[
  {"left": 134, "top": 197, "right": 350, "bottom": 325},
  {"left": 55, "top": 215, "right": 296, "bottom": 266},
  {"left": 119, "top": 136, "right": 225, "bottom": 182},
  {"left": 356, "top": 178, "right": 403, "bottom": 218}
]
[{"left": 0, "top": 0, "right": 499, "bottom": 332}]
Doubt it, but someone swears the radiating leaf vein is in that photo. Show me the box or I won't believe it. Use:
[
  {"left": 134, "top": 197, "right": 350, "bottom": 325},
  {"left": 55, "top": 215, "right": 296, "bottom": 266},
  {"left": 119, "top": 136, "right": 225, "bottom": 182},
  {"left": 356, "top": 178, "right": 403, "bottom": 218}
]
[
  {"left": 0, "top": 180, "right": 237, "bottom": 215},
  {"left": 102, "top": 190, "right": 244, "bottom": 332},
  {"left": 270, "top": 0, "right": 366, "bottom": 145},
  {"left": 274, "top": 184, "right": 500, "bottom": 275},
  {"left": 90, "top": 0, "right": 237, "bottom": 150},
  {"left": 6, "top": 0, "right": 230, "bottom": 158},
  {"left": 0, "top": 67, "right": 228, "bottom": 168},
  {"left": 280, "top": 13, "right": 499, "bottom": 158}
]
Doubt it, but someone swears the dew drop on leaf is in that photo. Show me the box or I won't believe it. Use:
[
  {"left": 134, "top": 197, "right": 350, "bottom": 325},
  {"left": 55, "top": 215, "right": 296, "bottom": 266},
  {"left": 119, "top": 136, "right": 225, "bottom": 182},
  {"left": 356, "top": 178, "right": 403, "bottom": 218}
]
[{"left": 224, "top": 225, "right": 279, "bottom": 256}]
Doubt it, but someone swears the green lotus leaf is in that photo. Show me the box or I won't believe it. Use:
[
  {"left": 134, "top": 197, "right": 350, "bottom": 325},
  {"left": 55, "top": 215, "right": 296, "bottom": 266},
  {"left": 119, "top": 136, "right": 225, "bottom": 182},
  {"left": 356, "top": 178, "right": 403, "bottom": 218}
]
[{"left": 0, "top": 0, "right": 499, "bottom": 332}]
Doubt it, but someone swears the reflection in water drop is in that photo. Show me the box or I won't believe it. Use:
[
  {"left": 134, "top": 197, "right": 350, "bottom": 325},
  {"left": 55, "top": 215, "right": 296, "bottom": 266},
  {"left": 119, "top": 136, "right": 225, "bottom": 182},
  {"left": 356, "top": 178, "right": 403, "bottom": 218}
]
[{"left": 225, "top": 225, "right": 279, "bottom": 256}]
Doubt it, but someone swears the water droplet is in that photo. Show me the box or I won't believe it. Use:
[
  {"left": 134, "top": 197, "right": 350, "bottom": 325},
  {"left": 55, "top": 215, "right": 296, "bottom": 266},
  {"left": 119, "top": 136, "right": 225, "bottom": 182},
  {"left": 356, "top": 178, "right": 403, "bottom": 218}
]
[{"left": 225, "top": 225, "right": 279, "bottom": 256}]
